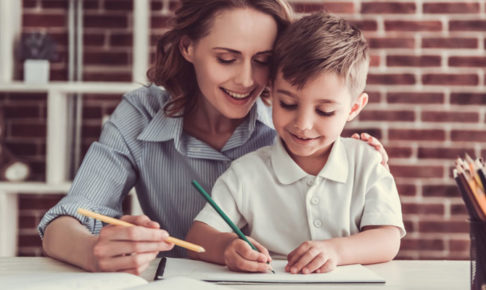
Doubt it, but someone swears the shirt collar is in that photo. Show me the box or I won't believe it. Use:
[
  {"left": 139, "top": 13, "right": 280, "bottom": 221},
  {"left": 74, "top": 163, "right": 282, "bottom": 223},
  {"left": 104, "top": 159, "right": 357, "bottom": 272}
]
[{"left": 271, "top": 137, "right": 348, "bottom": 184}]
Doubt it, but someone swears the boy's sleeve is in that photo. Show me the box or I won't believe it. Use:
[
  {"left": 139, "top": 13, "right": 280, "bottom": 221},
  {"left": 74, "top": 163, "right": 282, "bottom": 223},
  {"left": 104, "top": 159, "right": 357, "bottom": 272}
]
[
  {"left": 194, "top": 166, "right": 247, "bottom": 232},
  {"left": 360, "top": 157, "right": 406, "bottom": 238}
]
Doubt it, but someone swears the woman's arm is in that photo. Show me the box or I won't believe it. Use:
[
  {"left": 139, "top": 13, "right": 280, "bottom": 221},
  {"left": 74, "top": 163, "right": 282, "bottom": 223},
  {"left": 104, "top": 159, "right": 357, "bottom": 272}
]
[{"left": 42, "top": 215, "right": 174, "bottom": 275}]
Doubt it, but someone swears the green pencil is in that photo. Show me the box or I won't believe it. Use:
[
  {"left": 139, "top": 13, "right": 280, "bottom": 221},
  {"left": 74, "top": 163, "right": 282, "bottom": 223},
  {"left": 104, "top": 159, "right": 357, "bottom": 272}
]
[{"left": 191, "top": 179, "right": 274, "bottom": 273}]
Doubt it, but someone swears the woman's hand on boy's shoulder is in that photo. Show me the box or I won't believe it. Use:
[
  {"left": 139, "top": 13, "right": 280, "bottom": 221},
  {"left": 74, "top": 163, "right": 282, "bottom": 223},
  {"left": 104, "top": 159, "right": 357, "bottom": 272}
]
[
  {"left": 351, "top": 133, "right": 389, "bottom": 171},
  {"left": 285, "top": 240, "right": 339, "bottom": 274},
  {"left": 223, "top": 237, "right": 272, "bottom": 273},
  {"left": 91, "top": 215, "right": 174, "bottom": 275}
]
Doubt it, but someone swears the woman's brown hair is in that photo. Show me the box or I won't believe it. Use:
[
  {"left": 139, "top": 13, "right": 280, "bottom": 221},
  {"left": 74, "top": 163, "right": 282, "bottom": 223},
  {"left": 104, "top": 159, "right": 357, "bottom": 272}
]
[{"left": 147, "top": 0, "right": 293, "bottom": 117}]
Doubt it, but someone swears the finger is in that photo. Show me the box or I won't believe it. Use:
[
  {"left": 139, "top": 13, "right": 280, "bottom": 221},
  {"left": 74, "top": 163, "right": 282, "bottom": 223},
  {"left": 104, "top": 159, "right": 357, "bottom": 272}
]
[
  {"left": 361, "top": 132, "right": 371, "bottom": 140},
  {"left": 97, "top": 251, "right": 158, "bottom": 273},
  {"left": 234, "top": 241, "right": 268, "bottom": 263},
  {"left": 100, "top": 225, "right": 170, "bottom": 242},
  {"left": 287, "top": 242, "right": 310, "bottom": 268},
  {"left": 351, "top": 133, "right": 360, "bottom": 139},
  {"left": 121, "top": 215, "right": 160, "bottom": 228},
  {"left": 230, "top": 251, "right": 271, "bottom": 273},
  {"left": 93, "top": 240, "right": 173, "bottom": 258},
  {"left": 249, "top": 238, "right": 272, "bottom": 262},
  {"left": 289, "top": 248, "right": 319, "bottom": 274},
  {"left": 316, "top": 259, "right": 337, "bottom": 273},
  {"left": 302, "top": 254, "right": 328, "bottom": 274}
]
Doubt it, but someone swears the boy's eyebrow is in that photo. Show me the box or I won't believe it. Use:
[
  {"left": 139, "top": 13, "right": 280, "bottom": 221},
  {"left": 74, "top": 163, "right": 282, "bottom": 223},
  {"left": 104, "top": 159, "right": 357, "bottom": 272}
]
[
  {"left": 276, "top": 89, "right": 336, "bottom": 104},
  {"left": 213, "top": 47, "right": 272, "bottom": 55}
]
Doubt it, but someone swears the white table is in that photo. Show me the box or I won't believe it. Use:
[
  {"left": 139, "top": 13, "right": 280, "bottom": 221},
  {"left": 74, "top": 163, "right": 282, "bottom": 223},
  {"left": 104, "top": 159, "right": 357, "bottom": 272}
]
[{"left": 0, "top": 257, "right": 470, "bottom": 290}]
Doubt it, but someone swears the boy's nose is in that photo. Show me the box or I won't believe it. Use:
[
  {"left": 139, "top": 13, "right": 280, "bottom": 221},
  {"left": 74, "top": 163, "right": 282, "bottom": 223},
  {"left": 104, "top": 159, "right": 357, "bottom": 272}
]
[
  {"left": 234, "top": 62, "right": 254, "bottom": 88},
  {"left": 294, "top": 111, "right": 314, "bottom": 132}
]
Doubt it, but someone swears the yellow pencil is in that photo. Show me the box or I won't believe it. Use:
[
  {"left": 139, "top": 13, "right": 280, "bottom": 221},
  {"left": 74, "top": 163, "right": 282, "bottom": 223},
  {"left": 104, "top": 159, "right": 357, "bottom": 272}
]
[{"left": 77, "top": 208, "right": 205, "bottom": 253}]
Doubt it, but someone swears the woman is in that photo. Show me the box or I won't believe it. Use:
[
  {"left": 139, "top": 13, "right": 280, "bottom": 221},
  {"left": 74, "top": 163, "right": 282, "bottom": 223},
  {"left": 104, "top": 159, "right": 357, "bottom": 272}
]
[{"left": 39, "top": 0, "right": 386, "bottom": 275}]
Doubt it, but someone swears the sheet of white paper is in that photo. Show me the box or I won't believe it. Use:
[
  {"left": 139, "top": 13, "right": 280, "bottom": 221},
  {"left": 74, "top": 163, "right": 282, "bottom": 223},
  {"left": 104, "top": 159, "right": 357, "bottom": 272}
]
[
  {"left": 162, "top": 258, "right": 385, "bottom": 284},
  {"left": 128, "top": 276, "right": 236, "bottom": 290}
]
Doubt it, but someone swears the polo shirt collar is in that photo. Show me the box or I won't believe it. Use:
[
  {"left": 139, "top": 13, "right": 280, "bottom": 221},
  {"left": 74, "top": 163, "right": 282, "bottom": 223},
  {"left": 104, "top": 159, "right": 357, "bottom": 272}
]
[{"left": 271, "top": 137, "right": 348, "bottom": 184}]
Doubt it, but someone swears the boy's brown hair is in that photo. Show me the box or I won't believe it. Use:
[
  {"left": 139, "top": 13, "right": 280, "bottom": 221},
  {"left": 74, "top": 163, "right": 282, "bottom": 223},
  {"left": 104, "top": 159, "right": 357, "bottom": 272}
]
[{"left": 270, "top": 12, "right": 369, "bottom": 99}]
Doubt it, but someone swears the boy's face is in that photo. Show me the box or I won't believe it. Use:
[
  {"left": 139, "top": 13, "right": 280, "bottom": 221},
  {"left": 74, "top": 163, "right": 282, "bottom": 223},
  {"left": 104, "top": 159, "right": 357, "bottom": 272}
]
[{"left": 271, "top": 70, "right": 368, "bottom": 166}]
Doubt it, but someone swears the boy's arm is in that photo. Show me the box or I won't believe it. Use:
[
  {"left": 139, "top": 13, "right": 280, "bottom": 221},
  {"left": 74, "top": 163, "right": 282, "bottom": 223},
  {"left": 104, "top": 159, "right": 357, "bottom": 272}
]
[
  {"left": 186, "top": 221, "right": 272, "bottom": 272},
  {"left": 286, "top": 225, "right": 401, "bottom": 274}
]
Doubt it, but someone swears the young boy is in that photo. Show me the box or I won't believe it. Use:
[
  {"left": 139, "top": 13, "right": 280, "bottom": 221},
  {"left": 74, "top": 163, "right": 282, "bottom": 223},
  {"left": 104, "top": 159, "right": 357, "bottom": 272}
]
[{"left": 186, "top": 12, "right": 405, "bottom": 274}]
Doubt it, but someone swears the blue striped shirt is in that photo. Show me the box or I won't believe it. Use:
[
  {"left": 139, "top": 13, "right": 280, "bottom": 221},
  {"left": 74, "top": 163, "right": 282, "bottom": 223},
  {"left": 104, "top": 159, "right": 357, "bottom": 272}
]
[{"left": 38, "top": 85, "right": 276, "bottom": 257}]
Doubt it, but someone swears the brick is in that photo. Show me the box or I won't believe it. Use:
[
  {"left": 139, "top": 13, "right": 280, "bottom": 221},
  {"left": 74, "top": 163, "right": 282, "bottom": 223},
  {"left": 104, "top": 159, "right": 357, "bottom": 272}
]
[
  {"left": 451, "top": 130, "right": 486, "bottom": 142},
  {"left": 110, "top": 33, "right": 133, "bottom": 47},
  {"left": 10, "top": 122, "right": 46, "bottom": 138},
  {"left": 84, "top": 15, "right": 128, "bottom": 29},
  {"left": 422, "top": 74, "right": 479, "bottom": 86},
  {"left": 359, "top": 110, "right": 415, "bottom": 121},
  {"left": 3, "top": 104, "right": 41, "bottom": 119},
  {"left": 84, "top": 34, "right": 105, "bottom": 47},
  {"left": 104, "top": 0, "right": 133, "bottom": 11},
  {"left": 84, "top": 52, "right": 129, "bottom": 66},
  {"left": 391, "top": 165, "right": 444, "bottom": 178},
  {"left": 19, "top": 194, "right": 63, "bottom": 210},
  {"left": 422, "top": 37, "right": 478, "bottom": 49},
  {"left": 449, "top": 239, "right": 470, "bottom": 252},
  {"left": 83, "top": 106, "right": 103, "bottom": 119},
  {"left": 387, "top": 92, "right": 444, "bottom": 104},
  {"left": 361, "top": 2, "right": 415, "bottom": 14},
  {"left": 293, "top": 2, "right": 355, "bottom": 13},
  {"left": 450, "top": 203, "right": 468, "bottom": 215},
  {"left": 388, "top": 147, "right": 413, "bottom": 158},
  {"left": 6, "top": 93, "right": 46, "bottom": 101},
  {"left": 83, "top": 72, "right": 132, "bottom": 82},
  {"left": 389, "top": 129, "right": 445, "bottom": 141},
  {"left": 423, "top": 2, "right": 479, "bottom": 14},
  {"left": 83, "top": 0, "right": 101, "bottom": 10},
  {"left": 23, "top": 0, "right": 37, "bottom": 8},
  {"left": 422, "top": 184, "right": 464, "bottom": 197},
  {"left": 369, "top": 54, "right": 380, "bottom": 67},
  {"left": 341, "top": 128, "right": 382, "bottom": 139},
  {"left": 349, "top": 20, "right": 377, "bottom": 31},
  {"left": 387, "top": 55, "right": 441, "bottom": 67},
  {"left": 367, "top": 74, "right": 415, "bottom": 85},
  {"left": 151, "top": 16, "right": 172, "bottom": 29},
  {"left": 19, "top": 215, "right": 38, "bottom": 229},
  {"left": 403, "top": 220, "right": 416, "bottom": 233},
  {"left": 450, "top": 20, "right": 486, "bottom": 31},
  {"left": 18, "top": 234, "right": 42, "bottom": 247},
  {"left": 402, "top": 202, "right": 444, "bottom": 215},
  {"left": 82, "top": 124, "right": 102, "bottom": 139},
  {"left": 449, "top": 56, "right": 486, "bottom": 67},
  {"left": 23, "top": 13, "right": 66, "bottom": 28},
  {"left": 368, "top": 37, "right": 415, "bottom": 49},
  {"left": 421, "top": 111, "right": 479, "bottom": 123},
  {"left": 397, "top": 183, "right": 416, "bottom": 196},
  {"left": 4, "top": 141, "right": 38, "bottom": 156},
  {"left": 419, "top": 220, "right": 468, "bottom": 233},
  {"left": 151, "top": 1, "right": 164, "bottom": 11},
  {"left": 385, "top": 21, "right": 442, "bottom": 31},
  {"left": 450, "top": 92, "right": 486, "bottom": 105},
  {"left": 41, "top": 0, "right": 68, "bottom": 9},
  {"left": 401, "top": 238, "right": 445, "bottom": 250},
  {"left": 365, "top": 91, "right": 381, "bottom": 103}
]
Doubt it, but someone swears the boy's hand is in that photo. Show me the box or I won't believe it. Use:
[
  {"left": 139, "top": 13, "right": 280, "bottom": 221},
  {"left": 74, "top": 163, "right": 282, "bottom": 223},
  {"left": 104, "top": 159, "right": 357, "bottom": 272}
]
[
  {"left": 351, "top": 133, "right": 389, "bottom": 170},
  {"left": 91, "top": 215, "right": 174, "bottom": 275},
  {"left": 286, "top": 241, "right": 338, "bottom": 274},
  {"left": 223, "top": 237, "right": 272, "bottom": 273}
]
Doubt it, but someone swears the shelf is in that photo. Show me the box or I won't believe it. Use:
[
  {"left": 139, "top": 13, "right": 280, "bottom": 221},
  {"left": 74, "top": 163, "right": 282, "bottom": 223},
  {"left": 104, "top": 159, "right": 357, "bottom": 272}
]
[{"left": 0, "top": 81, "right": 140, "bottom": 94}]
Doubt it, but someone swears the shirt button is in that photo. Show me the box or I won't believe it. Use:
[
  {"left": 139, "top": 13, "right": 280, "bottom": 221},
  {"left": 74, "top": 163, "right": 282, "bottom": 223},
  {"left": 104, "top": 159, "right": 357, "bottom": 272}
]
[
  {"left": 313, "top": 219, "right": 322, "bottom": 228},
  {"left": 306, "top": 178, "right": 313, "bottom": 186},
  {"left": 311, "top": 197, "right": 320, "bottom": 205}
]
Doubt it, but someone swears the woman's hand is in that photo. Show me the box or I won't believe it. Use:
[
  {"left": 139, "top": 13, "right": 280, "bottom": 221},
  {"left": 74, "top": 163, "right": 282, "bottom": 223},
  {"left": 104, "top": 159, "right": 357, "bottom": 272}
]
[
  {"left": 91, "top": 215, "right": 174, "bottom": 275},
  {"left": 351, "top": 133, "right": 389, "bottom": 170},
  {"left": 286, "top": 240, "right": 339, "bottom": 274},
  {"left": 223, "top": 237, "right": 272, "bottom": 273}
]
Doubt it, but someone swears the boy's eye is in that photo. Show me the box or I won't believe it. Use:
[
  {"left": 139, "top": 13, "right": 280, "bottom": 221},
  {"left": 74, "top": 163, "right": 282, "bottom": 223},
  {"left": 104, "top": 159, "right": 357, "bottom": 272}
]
[
  {"left": 279, "top": 101, "right": 297, "bottom": 110},
  {"left": 316, "top": 110, "right": 335, "bottom": 117},
  {"left": 217, "top": 57, "right": 235, "bottom": 64}
]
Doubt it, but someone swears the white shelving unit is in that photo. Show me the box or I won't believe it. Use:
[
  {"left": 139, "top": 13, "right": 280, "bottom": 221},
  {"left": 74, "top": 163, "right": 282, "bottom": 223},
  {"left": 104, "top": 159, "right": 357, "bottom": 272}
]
[{"left": 0, "top": 0, "right": 151, "bottom": 256}]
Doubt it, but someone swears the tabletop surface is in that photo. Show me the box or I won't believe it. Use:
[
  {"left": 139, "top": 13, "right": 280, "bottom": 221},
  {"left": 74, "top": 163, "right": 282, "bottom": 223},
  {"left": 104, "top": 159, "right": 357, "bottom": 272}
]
[{"left": 0, "top": 257, "right": 470, "bottom": 290}]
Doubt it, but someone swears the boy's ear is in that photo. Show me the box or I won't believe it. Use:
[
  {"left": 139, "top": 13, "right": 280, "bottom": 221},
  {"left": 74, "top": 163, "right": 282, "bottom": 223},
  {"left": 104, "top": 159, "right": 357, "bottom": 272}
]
[
  {"left": 179, "top": 35, "right": 194, "bottom": 63},
  {"left": 347, "top": 92, "right": 368, "bottom": 122}
]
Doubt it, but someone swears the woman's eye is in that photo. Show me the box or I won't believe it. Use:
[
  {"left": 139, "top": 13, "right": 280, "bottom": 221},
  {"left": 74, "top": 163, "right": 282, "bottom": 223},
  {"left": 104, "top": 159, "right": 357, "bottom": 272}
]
[
  {"left": 217, "top": 57, "right": 235, "bottom": 64},
  {"left": 254, "top": 58, "right": 270, "bottom": 66},
  {"left": 316, "top": 110, "right": 335, "bottom": 117},
  {"left": 279, "top": 101, "right": 297, "bottom": 110}
]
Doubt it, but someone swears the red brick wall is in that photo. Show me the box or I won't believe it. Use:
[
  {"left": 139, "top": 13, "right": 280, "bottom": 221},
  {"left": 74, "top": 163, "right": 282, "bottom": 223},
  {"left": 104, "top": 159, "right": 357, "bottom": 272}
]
[{"left": 4, "top": 0, "right": 484, "bottom": 258}]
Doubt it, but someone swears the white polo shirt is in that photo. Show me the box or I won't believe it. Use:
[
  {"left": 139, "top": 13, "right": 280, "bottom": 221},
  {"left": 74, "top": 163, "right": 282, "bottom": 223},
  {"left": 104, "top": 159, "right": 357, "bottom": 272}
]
[{"left": 195, "top": 137, "right": 406, "bottom": 257}]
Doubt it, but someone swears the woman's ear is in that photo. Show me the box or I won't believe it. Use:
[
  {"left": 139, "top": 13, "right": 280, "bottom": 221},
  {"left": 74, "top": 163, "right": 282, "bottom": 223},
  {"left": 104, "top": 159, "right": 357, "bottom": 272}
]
[
  {"left": 179, "top": 35, "right": 194, "bottom": 63},
  {"left": 347, "top": 92, "right": 368, "bottom": 122}
]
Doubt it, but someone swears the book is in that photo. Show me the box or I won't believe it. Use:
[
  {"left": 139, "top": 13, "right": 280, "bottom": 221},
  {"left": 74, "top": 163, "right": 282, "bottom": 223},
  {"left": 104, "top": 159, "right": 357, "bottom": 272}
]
[
  {"left": 157, "top": 258, "right": 385, "bottom": 284},
  {"left": 0, "top": 273, "right": 236, "bottom": 290}
]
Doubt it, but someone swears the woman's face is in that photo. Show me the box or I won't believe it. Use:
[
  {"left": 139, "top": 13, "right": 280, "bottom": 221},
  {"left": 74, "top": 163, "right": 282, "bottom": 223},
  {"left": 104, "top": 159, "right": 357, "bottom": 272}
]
[{"left": 181, "top": 8, "right": 278, "bottom": 120}]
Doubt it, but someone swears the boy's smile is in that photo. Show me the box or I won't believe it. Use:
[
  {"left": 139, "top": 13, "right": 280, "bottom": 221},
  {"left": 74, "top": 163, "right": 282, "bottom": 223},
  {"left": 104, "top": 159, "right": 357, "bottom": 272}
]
[{"left": 271, "top": 71, "right": 368, "bottom": 174}]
